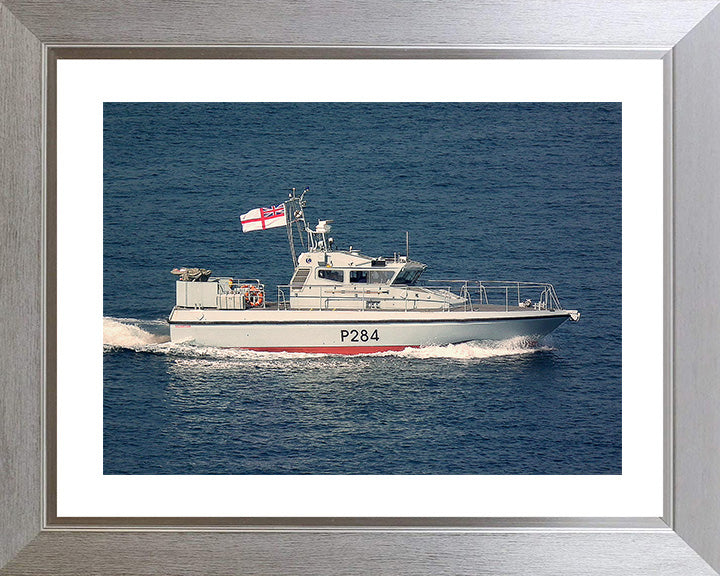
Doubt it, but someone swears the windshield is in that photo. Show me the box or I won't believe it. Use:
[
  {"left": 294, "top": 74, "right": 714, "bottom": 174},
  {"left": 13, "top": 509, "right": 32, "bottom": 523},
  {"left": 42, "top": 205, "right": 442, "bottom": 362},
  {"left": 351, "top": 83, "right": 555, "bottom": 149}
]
[{"left": 391, "top": 268, "right": 423, "bottom": 285}]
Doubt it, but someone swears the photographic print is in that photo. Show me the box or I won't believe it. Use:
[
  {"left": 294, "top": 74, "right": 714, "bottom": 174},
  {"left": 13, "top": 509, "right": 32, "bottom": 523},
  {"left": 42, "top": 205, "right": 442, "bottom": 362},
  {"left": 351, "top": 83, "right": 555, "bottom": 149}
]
[
  {"left": 102, "top": 101, "right": 621, "bottom": 476},
  {"left": 3, "top": 3, "right": 716, "bottom": 572}
]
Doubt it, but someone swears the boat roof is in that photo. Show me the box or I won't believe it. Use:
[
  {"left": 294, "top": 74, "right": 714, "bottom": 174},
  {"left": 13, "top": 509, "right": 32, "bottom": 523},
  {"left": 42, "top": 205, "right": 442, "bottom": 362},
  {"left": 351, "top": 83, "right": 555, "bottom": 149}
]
[{"left": 297, "top": 249, "right": 426, "bottom": 270}]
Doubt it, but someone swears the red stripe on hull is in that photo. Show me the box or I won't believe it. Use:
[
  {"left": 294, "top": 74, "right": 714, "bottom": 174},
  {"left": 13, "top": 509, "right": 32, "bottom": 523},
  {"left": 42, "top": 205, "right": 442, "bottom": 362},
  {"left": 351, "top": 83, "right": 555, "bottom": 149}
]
[{"left": 245, "top": 345, "right": 411, "bottom": 355}]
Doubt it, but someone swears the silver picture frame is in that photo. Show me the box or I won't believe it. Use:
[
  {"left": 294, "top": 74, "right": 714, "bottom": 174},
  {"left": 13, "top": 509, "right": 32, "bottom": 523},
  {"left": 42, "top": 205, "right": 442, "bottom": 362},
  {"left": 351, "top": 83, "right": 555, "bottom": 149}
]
[{"left": 2, "top": 1, "right": 720, "bottom": 574}]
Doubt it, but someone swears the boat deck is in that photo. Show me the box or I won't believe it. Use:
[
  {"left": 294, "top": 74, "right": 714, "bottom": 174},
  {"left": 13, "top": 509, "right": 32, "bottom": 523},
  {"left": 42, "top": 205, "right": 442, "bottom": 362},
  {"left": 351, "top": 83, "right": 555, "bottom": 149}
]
[{"left": 254, "top": 302, "right": 531, "bottom": 312}]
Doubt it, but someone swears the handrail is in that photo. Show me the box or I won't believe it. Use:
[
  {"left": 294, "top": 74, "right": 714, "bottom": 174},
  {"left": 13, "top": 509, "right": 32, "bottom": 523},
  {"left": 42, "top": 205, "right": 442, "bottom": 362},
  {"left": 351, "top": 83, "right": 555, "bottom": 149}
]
[
  {"left": 214, "top": 277, "right": 263, "bottom": 285},
  {"left": 422, "top": 279, "right": 563, "bottom": 311},
  {"left": 215, "top": 277, "right": 264, "bottom": 293},
  {"left": 275, "top": 282, "right": 456, "bottom": 311},
  {"left": 218, "top": 278, "right": 267, "bottom": 308},
  {"left": 274, "top": 279, "right": 565, "bottom": 312}
]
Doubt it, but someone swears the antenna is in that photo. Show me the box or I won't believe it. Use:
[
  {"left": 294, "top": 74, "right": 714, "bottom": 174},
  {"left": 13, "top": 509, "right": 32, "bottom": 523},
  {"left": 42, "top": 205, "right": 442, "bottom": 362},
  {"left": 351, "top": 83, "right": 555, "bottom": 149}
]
[{"left": 406, "top": 231, "right": 409, "bottom": 259}]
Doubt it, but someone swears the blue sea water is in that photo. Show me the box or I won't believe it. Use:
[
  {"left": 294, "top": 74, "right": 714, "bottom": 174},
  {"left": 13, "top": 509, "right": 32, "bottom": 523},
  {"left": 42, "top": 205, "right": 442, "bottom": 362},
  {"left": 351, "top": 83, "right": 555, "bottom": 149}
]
[{"left": 103, "top": 102, "right": 621, "bottom": 475}]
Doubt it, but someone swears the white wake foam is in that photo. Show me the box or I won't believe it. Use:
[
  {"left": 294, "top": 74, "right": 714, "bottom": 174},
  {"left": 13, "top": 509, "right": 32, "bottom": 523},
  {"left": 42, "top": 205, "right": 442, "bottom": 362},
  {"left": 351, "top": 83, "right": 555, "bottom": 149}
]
[
  {"left": 163, "top": 343, "right": 321, "bottom": 360},
  {"left": 375, "top": 337, "right": 549, "bottom": 360},
  {"left": 159, "top": 341, "right": 547, "bottom": 362},
  {"left": 103, "top": 317, "right": 170, "bottom": 350}
]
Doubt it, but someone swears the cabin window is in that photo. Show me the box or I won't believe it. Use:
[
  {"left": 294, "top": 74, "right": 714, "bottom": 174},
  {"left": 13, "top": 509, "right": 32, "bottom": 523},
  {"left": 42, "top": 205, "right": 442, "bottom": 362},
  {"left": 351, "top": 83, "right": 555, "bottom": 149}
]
[
  {"left": 318, "top": 269, "right": 343, "bottom": 282},
  {"left": 367, "top": 270, "right": 394, "bottom": 284},
  {"left": 349, "top": 270, "right": 368, "bottom": 283},
  {"left": 392, "top": 268, "right": 422, "bottom": 285}
]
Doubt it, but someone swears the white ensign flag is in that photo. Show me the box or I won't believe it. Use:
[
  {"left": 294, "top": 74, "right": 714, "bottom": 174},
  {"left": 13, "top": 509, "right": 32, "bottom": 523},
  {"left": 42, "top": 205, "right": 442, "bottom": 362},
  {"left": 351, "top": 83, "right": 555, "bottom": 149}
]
[{"left": 240, "top": 204, "right": 287, "bottom": 232}]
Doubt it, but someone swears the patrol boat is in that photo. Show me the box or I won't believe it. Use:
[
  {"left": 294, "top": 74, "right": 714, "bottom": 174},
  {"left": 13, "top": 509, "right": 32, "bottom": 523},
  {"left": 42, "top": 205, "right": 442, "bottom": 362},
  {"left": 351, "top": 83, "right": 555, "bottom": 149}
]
[{"left": 168, "top": 188, "right": 579, "bottom": 354}]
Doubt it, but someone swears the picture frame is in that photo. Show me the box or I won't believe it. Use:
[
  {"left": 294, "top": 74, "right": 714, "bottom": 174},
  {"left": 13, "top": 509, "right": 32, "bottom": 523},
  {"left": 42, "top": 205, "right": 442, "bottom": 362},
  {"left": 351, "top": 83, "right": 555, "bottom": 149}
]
[{"left": 2, "top": 1, "right": 719, "bottom": 574}]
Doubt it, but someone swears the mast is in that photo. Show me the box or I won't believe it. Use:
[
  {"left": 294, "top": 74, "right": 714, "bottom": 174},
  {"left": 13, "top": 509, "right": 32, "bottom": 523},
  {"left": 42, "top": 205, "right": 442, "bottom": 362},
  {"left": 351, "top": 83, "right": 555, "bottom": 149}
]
[
  {"left": 285, "top": 190, "right": 296, "bottom": 268},
  {"left": 283, "top": 186, "right": 335, "bottom": 266},
  {"left": 284, "top": 187, "right": 310, "bottom": 269}
]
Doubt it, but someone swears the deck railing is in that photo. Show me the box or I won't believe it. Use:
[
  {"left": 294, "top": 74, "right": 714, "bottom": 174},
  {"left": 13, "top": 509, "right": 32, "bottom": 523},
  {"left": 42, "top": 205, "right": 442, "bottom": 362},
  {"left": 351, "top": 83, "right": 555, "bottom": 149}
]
[
  {"left": 423, "top": 280, "right": 563, "bottom": 312},
  {"left": 276, "top": 283, "right": 455, "bottom": 311},
  {"left": 275, "top": 280, "right": 563, "bottom": 312},
  {"left": 216, "top": 277, "right": 267, "bottom": 308}
]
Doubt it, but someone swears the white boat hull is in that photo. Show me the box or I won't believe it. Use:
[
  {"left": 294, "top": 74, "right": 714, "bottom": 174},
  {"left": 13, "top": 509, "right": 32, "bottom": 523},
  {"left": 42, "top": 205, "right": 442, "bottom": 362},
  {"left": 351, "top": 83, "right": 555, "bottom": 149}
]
[{"left": 168, "top": 307, "right": 573, "bottom": 354}]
